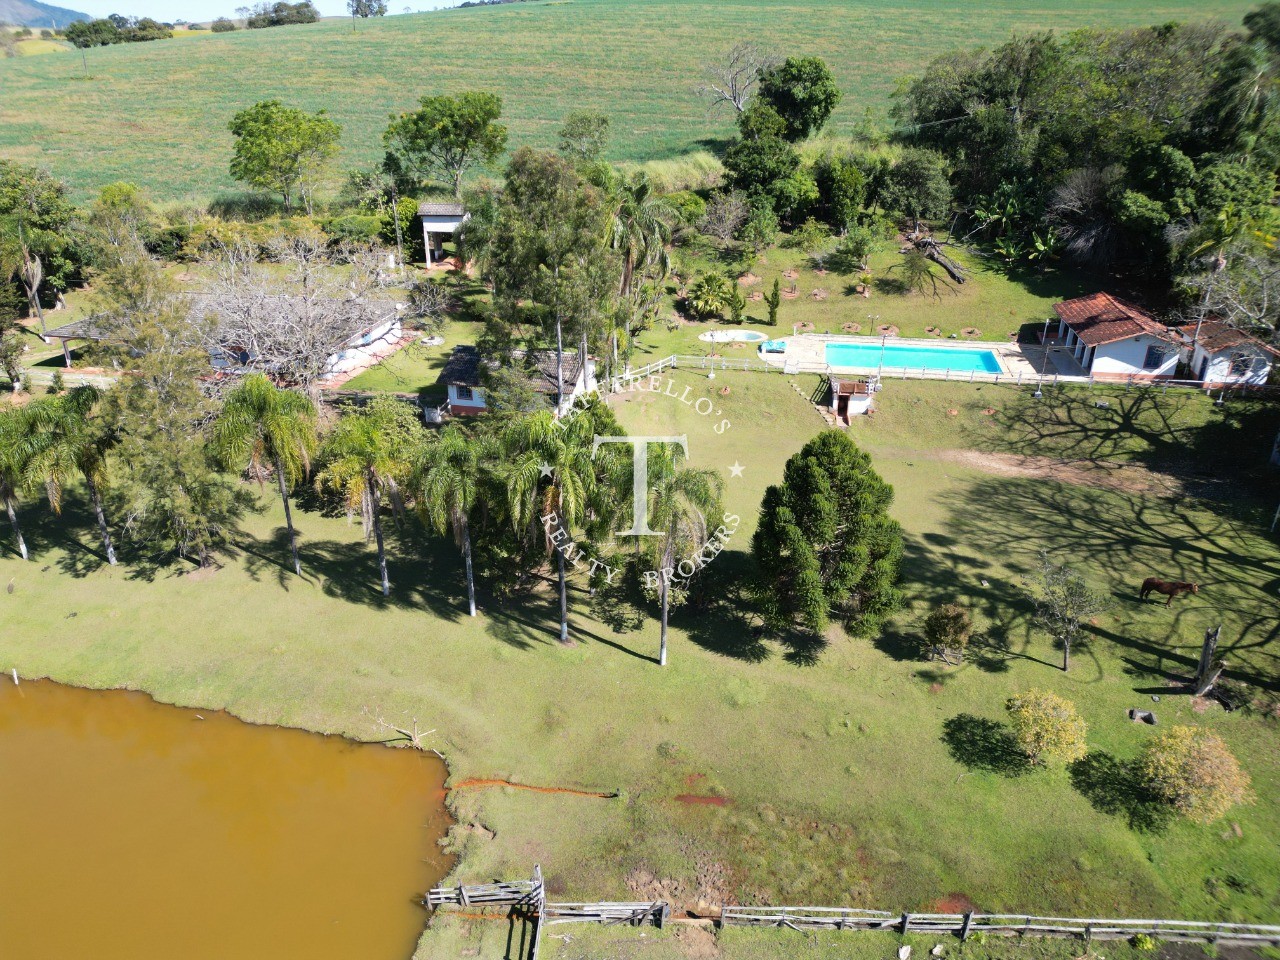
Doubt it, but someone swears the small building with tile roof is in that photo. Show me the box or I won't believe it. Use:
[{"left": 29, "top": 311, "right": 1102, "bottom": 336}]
[
  {"left": 436, "top": 345, "right": 597, "bottom": 416},
  {"left": 1052, "top": 293, "right": 1180, "bottom": 379},
  {"left": 1178, "top": 317, "right": 1279, "bottom": 387},
  {"left": 418, "top": 201, "right": 468, "bottom": 266}
]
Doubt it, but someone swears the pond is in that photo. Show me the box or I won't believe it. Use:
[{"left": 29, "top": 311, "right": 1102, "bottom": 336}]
[{"left": 0, "top": 679, "right": 453, "bottom": 960}]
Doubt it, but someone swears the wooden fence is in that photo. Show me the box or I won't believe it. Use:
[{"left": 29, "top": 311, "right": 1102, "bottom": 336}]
[
  {"left": 426, "top": 868, "right": 1280, "bottom": 959},
  {"left": 613, "top": 353, "right": 1257, "bottom": 396},
  {"left": 718, "top": 906, "right": 1280, "bottom": 945}
]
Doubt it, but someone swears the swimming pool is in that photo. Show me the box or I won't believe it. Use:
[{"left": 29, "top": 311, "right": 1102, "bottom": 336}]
[
  {"left": 699, "top": 329, "right": 769, "bottom": 343},
  {"left": 825, "top": 341, "right": 1002, "bottom": 374}
]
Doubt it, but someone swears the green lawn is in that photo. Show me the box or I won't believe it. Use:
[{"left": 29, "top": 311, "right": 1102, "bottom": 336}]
[
  {"left": 634, "top": 240, "right": 1097, "bottom": 361},
  {"left": 0, "top": 0, "right": 1262, "bottom": 201},
  {"left": 2, "top": 370, "right": 1278, "bottom": 960}
]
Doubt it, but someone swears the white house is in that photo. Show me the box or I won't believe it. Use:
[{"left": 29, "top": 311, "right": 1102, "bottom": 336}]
[
  {"left": 438, "top": 345, "right": 598, "bottom": 416},
  {"left": 1052, "top": 293, "right": 1180, "bottom": 380},
  {"left": 419, "top": 201, "right": 468, "bottom": 266},
  {"left": 1178, "top": 318, "right": 1279, "bottom": 387}
]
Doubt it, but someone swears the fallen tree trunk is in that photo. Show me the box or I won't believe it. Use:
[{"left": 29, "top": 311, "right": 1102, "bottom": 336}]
[{"left": 905, "top": 232, "right": 967, "bottom": 284}]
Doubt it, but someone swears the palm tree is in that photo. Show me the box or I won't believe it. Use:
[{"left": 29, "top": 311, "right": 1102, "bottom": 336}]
[
  {"left": 414, "top": 425, "right": 488, "bottom": 617},
  {"left": 212, "top": 375, "right": 318, "bottom": 576},
  {"left": 315, "top": 398, "right": 417, "bottom": 597},
  {"left": 503, "top": 409, "right": 596, "bottom": 642},
  {"left": 20, "top": 385, "right": 118, "bottom": 565},
  {"left": 0, "top": 405, "right": 32, "bottom": 560},
  {"left": 0, "top": 216, "right": 56, "bottom": 335},
  {"left": 644, "top": 445, "right": 723, "bottom": 667},
  {"left": 601, "top": 170, "right": 674, "bottom": 300}
]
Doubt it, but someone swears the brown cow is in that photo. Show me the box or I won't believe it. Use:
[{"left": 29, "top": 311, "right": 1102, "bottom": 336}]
[{"left": 1140, "top": 577, "right": 1199, "bottom": 606}]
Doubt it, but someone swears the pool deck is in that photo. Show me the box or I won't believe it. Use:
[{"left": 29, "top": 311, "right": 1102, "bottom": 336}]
[{"left": 763, "top": 334, "right": 1044, "bottom": 380}]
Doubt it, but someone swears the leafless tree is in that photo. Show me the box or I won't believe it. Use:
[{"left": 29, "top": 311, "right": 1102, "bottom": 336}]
[
  {"left": 1045, "top": 166, "right": 1125, "bottom": 268},
  {"left": 699, "top": 190, "right": 750, "bottom": 242},
  {"left": 406, "top": 276, "right": 456, "bottom": 334},
  {"left": 697, "top": 41, "right": 779, "bottom": 114},
  {"left": 1182, "top": 244, "right": 1280, "bottom": 340},
  {"left": 196, "top": 237, "right": 403, "bottom": 393}
]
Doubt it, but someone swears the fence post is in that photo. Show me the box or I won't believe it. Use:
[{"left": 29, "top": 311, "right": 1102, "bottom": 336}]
[
  {"left": 901, "top": 913, "right": 912, "bottom": 934},
  {"left": 960, "top": 912, "right": 974, "bottom": 941},
  {"left": 718, "top": 904, "right": 726, "bottom": 929},
  {"left": 1085, "top": 924, "right": 1093, "bottom": 943}
]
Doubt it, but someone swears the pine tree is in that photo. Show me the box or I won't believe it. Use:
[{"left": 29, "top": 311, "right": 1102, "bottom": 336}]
[{"left": 752, "top": 431, "right": 902, "bottom": 636}]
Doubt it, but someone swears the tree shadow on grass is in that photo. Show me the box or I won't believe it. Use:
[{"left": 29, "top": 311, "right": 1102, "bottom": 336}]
[
  {"left": 941, "top": 714, "right": 1030, "bottom": 776},
  {"left": 1068, "top": 751, "right": 1173, "bottom": 833}
]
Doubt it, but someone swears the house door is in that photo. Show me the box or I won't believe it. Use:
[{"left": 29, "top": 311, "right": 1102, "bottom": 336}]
[{"left": 1197, "top": 356, "right": 1209, "bottom": 381}]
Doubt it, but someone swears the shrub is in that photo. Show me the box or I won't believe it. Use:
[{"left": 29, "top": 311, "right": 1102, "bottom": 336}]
[
  {"left": 323, "top": 212, "right": 381, "bottom": 242},
  {"left": 48, "top": 370, "right": 65, "bottom": 394},
  {"left": 1131, "top": 934, "right": 1159, "bottom": 951},
  {"left": 663, "top": 190, "right": 706, "bottom": 226},
  {"left": 1140, "top": 726, "right": 1253, "bottom": 824},
  {"left": 1005, "top": 690, "right": 1088, "bottom": 765},
  {"left": 923, "top": 603, "right": 971, "bottom": 662},
  {"left": 685, "top": 272, "right": 733, "bottom": 319},
  {"left": 211, "top": 17, "right": 237, "bottom": 31}
]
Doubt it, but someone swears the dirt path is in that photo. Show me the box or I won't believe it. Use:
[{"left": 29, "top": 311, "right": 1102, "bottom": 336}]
[{"left": 919, "top": 449, "right": 1184, "bottom": 497}]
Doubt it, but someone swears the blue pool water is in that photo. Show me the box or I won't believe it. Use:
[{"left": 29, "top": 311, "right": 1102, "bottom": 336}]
[{"left": 825, "top": 341, "right": 1002, "bottom": 373}]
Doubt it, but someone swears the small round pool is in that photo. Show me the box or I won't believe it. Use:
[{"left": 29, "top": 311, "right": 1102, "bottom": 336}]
[{"left": 698, "top": 329, "right": 769, "bottom": 343}]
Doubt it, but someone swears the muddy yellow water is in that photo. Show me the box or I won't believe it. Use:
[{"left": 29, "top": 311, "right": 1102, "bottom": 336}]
[{"left": 0, "top": 680, "right": 453, "bottom": 960}]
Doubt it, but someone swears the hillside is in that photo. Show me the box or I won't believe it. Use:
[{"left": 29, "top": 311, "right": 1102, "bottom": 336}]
[
  {"left": 0, "top": 0, "right": 1263, "bottom": 202},
  {"left": 0, "top": 0, "right": 86, "bottom": 27}
]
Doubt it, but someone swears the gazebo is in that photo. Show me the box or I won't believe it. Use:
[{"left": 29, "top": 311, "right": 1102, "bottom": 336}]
[
  {"left": 418, "top": 201, "right": 468, "bottom": 266},
  {"left": 41, "top": 318, "right": 110, "bottom": 368}
]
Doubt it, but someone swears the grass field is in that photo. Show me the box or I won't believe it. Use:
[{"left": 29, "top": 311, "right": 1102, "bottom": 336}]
[
  {"left": 2, "top": 368, "right": 1278, "bottom": 959},
  {"left": 0, "top": 0, "right": 1263, "bottom": 201}
]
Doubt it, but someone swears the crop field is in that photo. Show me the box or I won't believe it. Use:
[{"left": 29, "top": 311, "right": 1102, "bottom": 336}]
[{"left": 0, "top": 0, "right": 1262, "bottom": 201}]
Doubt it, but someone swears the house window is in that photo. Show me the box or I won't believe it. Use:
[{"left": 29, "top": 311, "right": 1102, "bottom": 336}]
[
  {"left": 1229, "top": 353, "right": 1255, "bottom": 377},
  {"left": 1142, "top": 345, "right": 1169, "bottom": 370},
  {"left": 456, "top": 385, "right": 474, "bottom": 401}
]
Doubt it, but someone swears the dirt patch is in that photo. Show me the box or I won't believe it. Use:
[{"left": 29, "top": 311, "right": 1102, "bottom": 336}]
[
  {"left": 672, "top": 924, "right": 721, "bottom": 958},
  {"left": 737, "top": 272, "right": 760, "bottom": 286},
  {"left": 626, "top": 856, "right": 733, "bottom": 913},
  {"left": 930, "top": 893, "right": 978, "bottom": 913},
  {"left": 185, "top": 562, "right": 223, "bottom": 583},
  {"left": 451, "top": 778, "right": 616, "bottom": 799},
  {"left": 928, "top": 682, "right": 944, "bottom": 694},
  {"left": 675, "top": 794, "right": 731, "bottom": 806},
  {"left": 878, "top": 324, "right": 900, "bottom": 337},
  {"left": 928, "top": 449, "right": 1183, "bottom": 497}
]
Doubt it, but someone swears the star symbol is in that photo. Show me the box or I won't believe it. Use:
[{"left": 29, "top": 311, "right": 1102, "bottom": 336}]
[
  {"left": 728, "top": 462, "right": 745, "bottom": 478},
  {"left": 539, "top": 462, "right": 554, "bottom": 478}
]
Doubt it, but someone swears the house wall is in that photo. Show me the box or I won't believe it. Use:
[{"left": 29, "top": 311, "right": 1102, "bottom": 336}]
[
  {"left": 1090, "top": 336, "right": 1178, "bottom": 378},
  {"left": 447, "top": 383, "right": 487, "bottom": 414},
  {"left": 1192, "top": 344, "right": 1273, "bottom": 386}
]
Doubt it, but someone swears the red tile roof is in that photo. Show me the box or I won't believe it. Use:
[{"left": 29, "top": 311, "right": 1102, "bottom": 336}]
[
  {"left": 1177, "top": 318, "right": 1280, "bottom": 359},
  {"left": 1053, "top": 293, "right": 1177, "bottom": 347}
]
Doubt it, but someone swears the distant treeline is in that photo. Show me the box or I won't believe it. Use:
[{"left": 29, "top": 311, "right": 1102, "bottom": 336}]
[
  {"left": 64, "top": 14, "right": 171, "bottom": 45},
  {"left": 456, "top": 0, "right": 532, "bottom": 9}
]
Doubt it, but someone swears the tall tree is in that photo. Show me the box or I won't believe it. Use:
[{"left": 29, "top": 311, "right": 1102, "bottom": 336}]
[
  {"left": 21, "top": 385, "right": 119, "bottom": 565},
  {"left": 643, "top": 444, "right": 723, "bottom": 667},
  {"left": 212, "top": 374, "right": 318, "bottom": 576},
  {"left": 697, "top": 41, "right": 779, "bottom": 114},
  {"left": 753, "top": 431, "right": 903, "bottom": 637},
  {"left": 95, "top": 246, "right": 246, "bottom": 567},
  {"left": 558, "top": 110, "right": 611, "bottom": 164},
  {"left": 228, "top": 100, "right": 341, "bottom": 213},
  {"left": 414, "top": 424, "right": 488, "bottom": 616},
  {"left": 481, "top": 148, "right": 618, "bottom": 408},
  {"left": 503, "top": 409, "right": 597, "bottom": 642},
  {"left": 1032, "top": 550, "right": 1108, "bottom": 671},
  {"left": 0, "top": 162, "right": 78, "bottom": 334},
  {"left": 0, "top": 405, "right": 32, "bottom": 560},
  {"left": 757, "top": 56, "right": 842, "bottom": 142},
  {"left": 315, "top": 397, "right": 421, "bottom": 597},
  {"left": 383, "top": 92, "right": 508, "bottom": 197}
]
